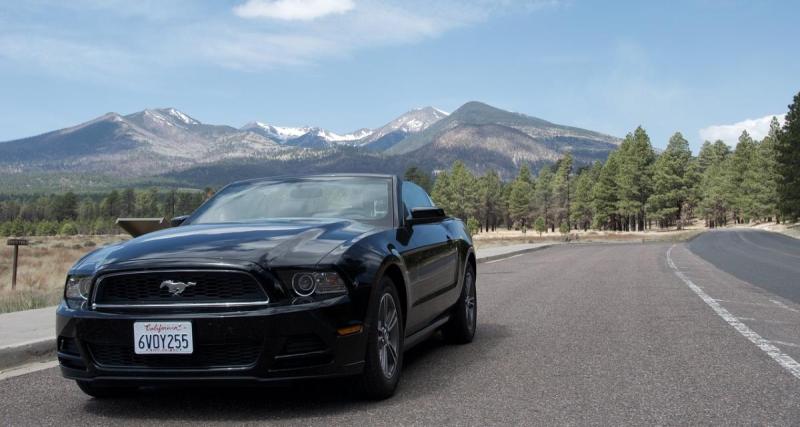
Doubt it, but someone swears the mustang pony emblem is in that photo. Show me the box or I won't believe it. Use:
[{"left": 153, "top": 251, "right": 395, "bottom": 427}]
[{"left": 160, "top": 280, "right": 196, "bottom": 296}]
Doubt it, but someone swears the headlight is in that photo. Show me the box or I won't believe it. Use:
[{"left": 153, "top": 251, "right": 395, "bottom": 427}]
[
  {"left": 290, "top": 272, "right": 347, "bottom": 298},
  {"left": 64, "top": 276, "right": 92, "bottom": 309}
]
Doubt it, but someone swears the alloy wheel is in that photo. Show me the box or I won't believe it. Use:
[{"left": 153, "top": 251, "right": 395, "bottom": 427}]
[
  {"left": 377, "top": 292, "right": 400, "bottom": 379},
  {"left": 464, "top": 271, "right": 476, "bottom": 334}
]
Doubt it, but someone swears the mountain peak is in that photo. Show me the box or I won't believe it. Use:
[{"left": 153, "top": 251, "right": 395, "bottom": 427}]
[
  {"left": 412, "top": 106, "right": 449, "bottom": 116},
  {"left": 386, "top": 101, "right": 620, "bottom": 156},
  {"left": 140, "top": 108, "right": 200, "bottom": 125}
]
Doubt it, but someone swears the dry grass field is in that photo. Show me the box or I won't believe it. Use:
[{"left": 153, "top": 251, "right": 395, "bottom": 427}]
[
  {"left": 472, "top": 221, "right": 706, "bottom": 249},
  {"left": 0, "top": 235, "right": 127, "bottom": 313}
]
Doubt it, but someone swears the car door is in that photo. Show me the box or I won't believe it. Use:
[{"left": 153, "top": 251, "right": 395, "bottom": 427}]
[{"left": 398, "top": 181, "right": 460, "bottom": 334}]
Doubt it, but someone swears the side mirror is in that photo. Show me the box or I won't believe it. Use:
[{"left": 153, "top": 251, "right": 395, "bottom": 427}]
[
  {"left": 170, "top": 215, "right": 189, "bottom": 227},
  {"left": 408, "top": 207, "right": 446, "bottom": 225}
]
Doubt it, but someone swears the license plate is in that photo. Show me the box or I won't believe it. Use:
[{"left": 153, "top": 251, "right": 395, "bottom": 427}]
[{"left": 133, "top": 321, "right": 193, "bottom": 354}]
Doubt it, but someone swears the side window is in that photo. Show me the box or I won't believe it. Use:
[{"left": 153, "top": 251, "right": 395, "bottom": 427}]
[{"left": 402, "top": 181, "right": 434, "bottom": 215}]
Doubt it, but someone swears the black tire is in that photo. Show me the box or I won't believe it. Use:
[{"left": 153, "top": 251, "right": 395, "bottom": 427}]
[
  {"left": 443, "top": 264, "right": 477, "bottom": 344},
  {"left": 76, "top": 381, "right": 136, "bottom": 398},
  {"left": 360, "top": 276, "right": 404, "bottom": 400}
]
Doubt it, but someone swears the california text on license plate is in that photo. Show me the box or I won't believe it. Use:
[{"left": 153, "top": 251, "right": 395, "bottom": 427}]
[{"left": 133, "top": 321, "right": 193, "bottom": 354}]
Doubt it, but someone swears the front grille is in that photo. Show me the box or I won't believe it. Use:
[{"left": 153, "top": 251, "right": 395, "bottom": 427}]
[
  {"left": 89, "top": 343, "right": 262, "bottom": 369},
  {"left": 93, "top": 270, "right": 268, "bottom": 307}
]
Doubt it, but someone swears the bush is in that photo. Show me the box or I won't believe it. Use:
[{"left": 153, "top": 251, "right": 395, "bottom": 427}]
[
  {"left": 466, "top": 217, "right": 480, "bottom": 236},
  {"left": 9, "top": 220, "right": 26, "bottom": 237},
  {"left": 534, "top": 217, "right": 546, "bottom": 236},
  {"left": 35, "top": 221, "right": 59, "bottom": 236},
  {"left": 59, "top": 222, "right": 79, "bottom": 236}
]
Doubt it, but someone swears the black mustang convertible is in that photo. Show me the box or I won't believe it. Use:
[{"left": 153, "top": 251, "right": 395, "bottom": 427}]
[{"left": 56, "top": 174, "right": 476, "bottom": 399}]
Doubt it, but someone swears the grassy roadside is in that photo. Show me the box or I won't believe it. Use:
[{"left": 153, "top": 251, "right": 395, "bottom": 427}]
[{"left": 0, "top": 235, "right": 127, "bottom": 314}]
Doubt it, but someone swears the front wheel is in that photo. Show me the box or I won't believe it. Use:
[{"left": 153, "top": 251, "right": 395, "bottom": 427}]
[
  {"left": 443, "top": 264, "right": 477, "bottom": 344},
  {"left": 360, "top": 277, "right": 404, "bottom": 400}
]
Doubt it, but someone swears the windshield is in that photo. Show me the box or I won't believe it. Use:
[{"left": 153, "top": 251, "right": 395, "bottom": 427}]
[{"left": 187, "top": 177, "right": 393, "bottom": 226}]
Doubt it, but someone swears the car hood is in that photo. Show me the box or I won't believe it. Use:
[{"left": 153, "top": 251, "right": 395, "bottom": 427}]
[{"left": 71, "top": 219, "right": 378, "bottom": 274}]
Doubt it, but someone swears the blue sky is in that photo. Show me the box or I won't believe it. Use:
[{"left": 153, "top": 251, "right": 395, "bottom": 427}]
[{"left": 0, "top": 0, "right": 797, "bottom": 151}]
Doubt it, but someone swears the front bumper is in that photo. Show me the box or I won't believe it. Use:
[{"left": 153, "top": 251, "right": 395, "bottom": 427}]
[{"left": 56, "top": 296, "right": 367, "bottom": 385}]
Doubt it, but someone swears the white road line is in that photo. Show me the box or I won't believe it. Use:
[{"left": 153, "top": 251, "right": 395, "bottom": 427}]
[
  {"left": 771, "top": 340, "right": 800, "bottom": 349},
  {"left": 0, "top": 360, "right": 58, "bottom": 381},
  {"left": 770, "top": 299, "right": 800, "bottom": 313},
  {"left": 666, "top": 244, "right": 800, "bottom": 380},
  {"left": 485, "top": 253, "right": 524, "bottom": 264},
  {"left": 735, "top": 317, "right": 797, "bottom": 325},
  {"left": 712, "top": 298, "right": 800, "bottom": 313}
]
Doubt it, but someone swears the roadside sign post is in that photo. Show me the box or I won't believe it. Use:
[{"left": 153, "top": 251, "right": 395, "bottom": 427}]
[{"left": 7, "top": 238, "right": 29, "bottom": 290}]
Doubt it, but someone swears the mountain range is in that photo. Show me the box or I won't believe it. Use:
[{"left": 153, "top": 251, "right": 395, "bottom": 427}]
[{"left": 0, "top": 102, "right": 621, "bottom": 189}]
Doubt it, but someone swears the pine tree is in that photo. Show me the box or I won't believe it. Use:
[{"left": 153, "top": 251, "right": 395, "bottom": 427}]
[
  {"left": 533, "top": 165, "right": 554, "bottom": 232},
  {"left": 571, "top": 162, "right": 601, "bottom": 231},
  {"left": 431, "top": 162, "right": 480, "bottom": 220},
  {"left": 697, "top": 142, "right": 735, "bottom": 227},
  {"left": 534, "top": 217, "right": 546, "bottom": 236},
  {"left": 449, "top": 161, "right": 480, "bottom": 220},
  {"left": 777, "top": 91, "right": 800, "bottom": 221},
  {"left": 751, "top": 118, "right": 781, "bottom": 221},
  {"left": 731, "top": 131, "right": 758, "bottom": 222},
  {"left": 508, "top": 165, "right": 534, "bottom": 229},
  {"left": 592, "top": 151, "right": 621, "bottom": 230},
  {"left": 552, "top": 153, "right": 574, "bottom": 229},
  {"left": 478, "top": 170, "right": 503, "bottom": 232},
  {"left": 431, "top": 171, "right": 454, "bottom": 215},
  {"left": 120, "top": 188, "right": 136, "bottom": 216},
  {"left": 616, "top": 127, "right": 656, "bottom": 231},
  {"left": 648, "top": 132, "right": 693, "bottom": 228}
]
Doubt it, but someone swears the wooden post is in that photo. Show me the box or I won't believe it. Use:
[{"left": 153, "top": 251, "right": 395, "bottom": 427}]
[{"left": 6, "top": 238, "right": 29, "bottom": 290}]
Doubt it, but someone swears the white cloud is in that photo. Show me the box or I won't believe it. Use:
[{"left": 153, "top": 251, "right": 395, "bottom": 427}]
[
  {"left": 699, "top": 114, "right": 786, "bottom": 144},
  {"left": 194, "top": 0, "right": 535, "bottom": 70},
  {"left": 234, "top": 0, "right": 355, "bottom": 21},
  {"left": 0, "top": 1, "right": 559, "bottom": 75}
]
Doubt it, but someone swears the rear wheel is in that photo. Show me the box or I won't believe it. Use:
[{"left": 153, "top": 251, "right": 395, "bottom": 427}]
[
  {"left": 443, "top": 264, "right": 477, "bottom": 344},
  {"left": 75, "top": 381, "right": 136, "bottom": 398},
  {"left": 360, "top": 277, "right": 403, "bottom": 400}
]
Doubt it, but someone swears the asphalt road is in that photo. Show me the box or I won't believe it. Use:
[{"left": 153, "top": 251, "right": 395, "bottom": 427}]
[
  {"left": 2, "top": 237, "right": 800, "bottom": 425},
  {"left": 689, "top": 229, "right": 800, "bottom": 303}
]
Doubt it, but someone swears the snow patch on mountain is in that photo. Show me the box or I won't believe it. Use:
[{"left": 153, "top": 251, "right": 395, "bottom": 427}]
[
  {"left": 241, "top": 122, "right": 312, "bottom": 141},
  {"left": 164, "top": 108, "right": 200, "bottom": 125},
  {"left": 359, "top": 106, "right": 448, "bottom": 147}
]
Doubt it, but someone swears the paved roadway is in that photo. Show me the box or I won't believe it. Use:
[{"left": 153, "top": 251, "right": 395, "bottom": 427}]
[
  {"left": 689, "top": 229, "right": 800, "bottom": 303},
  {"left": 2, "top": 231, "right": 799, "bottom": 425}
]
